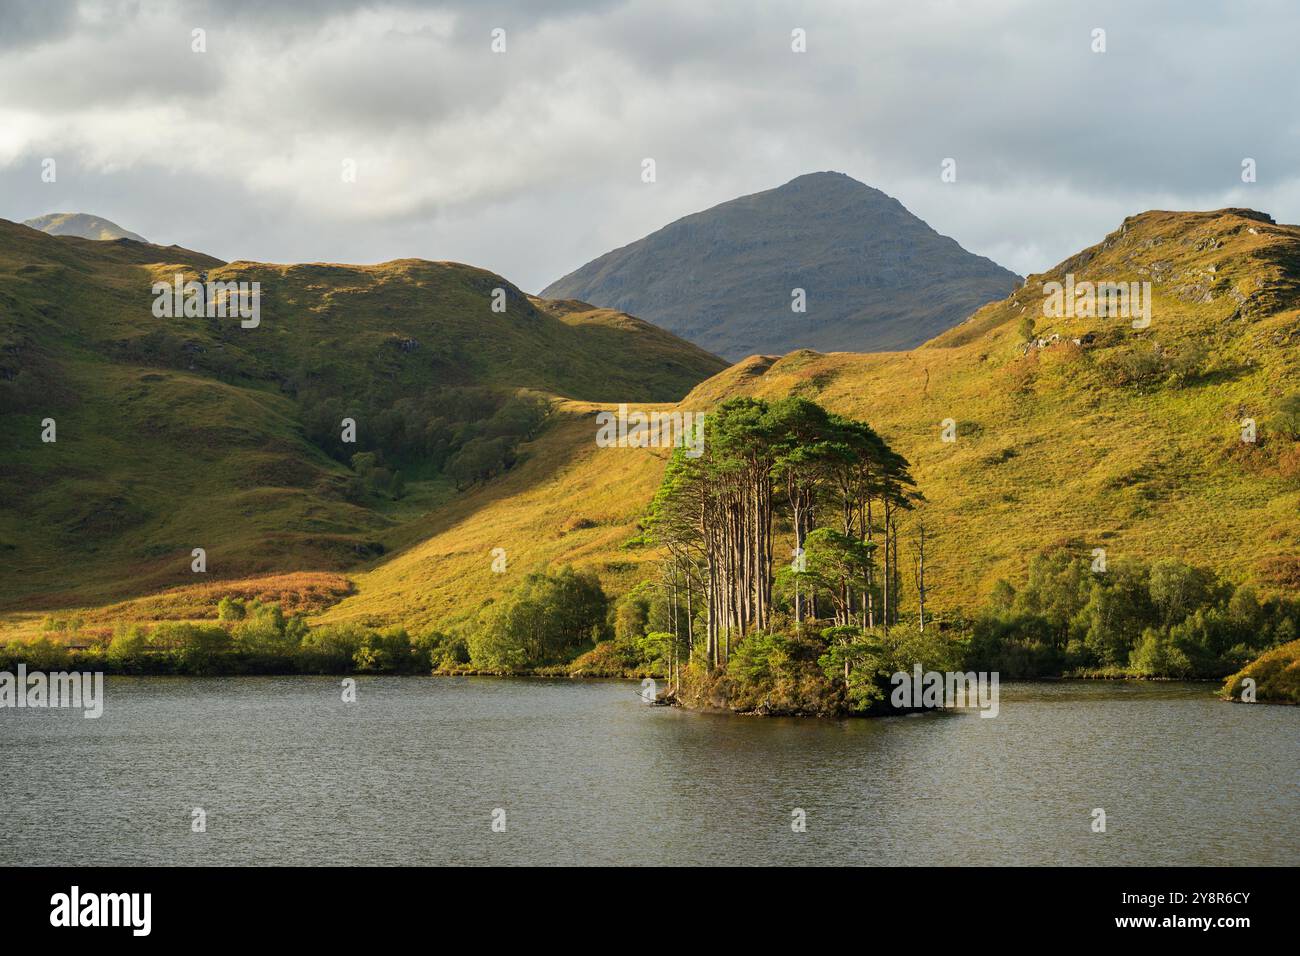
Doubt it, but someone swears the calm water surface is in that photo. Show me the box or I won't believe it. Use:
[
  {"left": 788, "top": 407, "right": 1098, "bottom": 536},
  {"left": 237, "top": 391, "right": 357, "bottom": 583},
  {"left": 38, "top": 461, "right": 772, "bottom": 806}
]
[{"left": 1, "top": 677, "right": 1295, "bottom": 865}]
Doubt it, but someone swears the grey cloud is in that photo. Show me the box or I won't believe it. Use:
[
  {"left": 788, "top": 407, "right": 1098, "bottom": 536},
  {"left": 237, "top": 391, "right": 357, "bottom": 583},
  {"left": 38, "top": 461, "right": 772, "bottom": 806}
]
[
  {"left": 0, "top": 0, "right": 80, "bottom": 50},
  {"left": 1, "top": 0, "right": 1296, "bottom": 291}
]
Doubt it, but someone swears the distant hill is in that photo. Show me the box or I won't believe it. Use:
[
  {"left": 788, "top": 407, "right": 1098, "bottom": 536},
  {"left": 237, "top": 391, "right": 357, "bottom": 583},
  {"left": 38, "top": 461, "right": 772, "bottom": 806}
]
[
  {"left": 22, "top": 212, "right": 147, "bottom": 243},
  {"left": 0, "top": 219, "right": 726, "bottom": 610},
  {"left": 542, "top": 172, "right": 1021, "bottom": 360}
]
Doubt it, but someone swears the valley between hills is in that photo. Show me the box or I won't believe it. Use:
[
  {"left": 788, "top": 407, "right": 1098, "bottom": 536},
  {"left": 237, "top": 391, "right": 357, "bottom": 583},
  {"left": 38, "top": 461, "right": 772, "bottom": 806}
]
[{"left": 2, "top": 204, "right": 1297, "bottom": 706}]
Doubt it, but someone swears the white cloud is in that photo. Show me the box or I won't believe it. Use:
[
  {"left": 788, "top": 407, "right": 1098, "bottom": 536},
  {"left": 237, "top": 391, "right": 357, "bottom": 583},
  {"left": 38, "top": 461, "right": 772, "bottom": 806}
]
[{"left": 1, "top": 0, "right": 1296, "bottom": 290}]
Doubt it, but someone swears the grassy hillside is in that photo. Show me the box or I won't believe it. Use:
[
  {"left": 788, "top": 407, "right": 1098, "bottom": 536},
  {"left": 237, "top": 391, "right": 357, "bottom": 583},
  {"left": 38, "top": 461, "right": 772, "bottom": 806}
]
[
  {"left": 319, "top": 208, "right": 1298, "bottom": 632},
  {"left": 315, "top": 400, "right": 669, "bottom": 632},
  {"left": 0, "top": 219, "right": 725, "bottom": 613},
  {"left": 3, "top": 208, "right": 1295, "bottom": 643}
]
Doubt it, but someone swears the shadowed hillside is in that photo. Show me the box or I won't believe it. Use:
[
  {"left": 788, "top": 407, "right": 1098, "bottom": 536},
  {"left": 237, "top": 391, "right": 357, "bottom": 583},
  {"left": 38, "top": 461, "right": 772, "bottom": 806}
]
[{"left": 0, "top": 219, "right": 726, "bottom": 612}]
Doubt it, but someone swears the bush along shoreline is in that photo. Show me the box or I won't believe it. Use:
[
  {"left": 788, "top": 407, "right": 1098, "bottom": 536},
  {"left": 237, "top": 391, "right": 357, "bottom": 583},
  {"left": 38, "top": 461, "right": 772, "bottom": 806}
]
[
  {"left": 4, "top": 541, "right": 1295, "bottom": 709},
  {"left": 1220, "top": 639, "right": 1300, "bottom": 705},
  {"left": 0, "top": 575, "right": 658, "bottom": 680}
]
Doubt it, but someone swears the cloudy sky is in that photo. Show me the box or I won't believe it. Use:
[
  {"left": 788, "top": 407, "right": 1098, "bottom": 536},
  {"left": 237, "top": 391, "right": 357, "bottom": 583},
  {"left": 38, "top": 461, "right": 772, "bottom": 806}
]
[{"left": 1, "top": 0, "right": 1296, "bottom": 291}]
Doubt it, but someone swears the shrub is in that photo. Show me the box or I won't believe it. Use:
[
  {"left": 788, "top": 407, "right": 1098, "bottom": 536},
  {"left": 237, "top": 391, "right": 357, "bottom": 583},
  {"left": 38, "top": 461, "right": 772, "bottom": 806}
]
[
  {"left": 567, "top": 638, "right": 641, "bottom": 677},
  {"left": 353, "top": 627, "right": 411, "bottom": 672},
  {"left": 1098, "top": 342, "right": 1168, "bottom": 387},
  {"left": 713, "top": 629, "right": 840, "bottom": 715},
  {"left": 229, "top": 600, "right": 295, "bottom": 656},
  {"left": 972, "top": 548, "right": 1298, "bottom": 678},
  {"left": 107, "top": 625, "right": 151, "bottom": 669},
  {"left": 1221, "top": 639, "right": 1300, "bottom": 704},
  {"left": 414, "top": 630, "right": 470, "bottom": 670},
  {"left": 2, "top": 636, "right": 70, "bottom": 670},
  {"left": 298, "top": 623, "right": 367, "bottom": 673},
  {"left": 217, "top": 596, "right": 246, "bottom": 621},
  {"left": 729, "top": 630, "right": 790, "bottom": 685},
  {"left": 613, "top": 591, "right": 650, "bottom": 644},
  {"left": 1130, "top": 627, "right": 1194, "bottom": 678},
  {"left": 467, "top": 566, "right": 607, "bottom": 670},
  {"left": 1272, "top": 392, "right": 1300, "bottom": 441},
  {"left": 636, "top": 631, "right": 675, "bottom": 670},
  {"left": 149, "top": 623, "right": 232, "bottom": 674}
]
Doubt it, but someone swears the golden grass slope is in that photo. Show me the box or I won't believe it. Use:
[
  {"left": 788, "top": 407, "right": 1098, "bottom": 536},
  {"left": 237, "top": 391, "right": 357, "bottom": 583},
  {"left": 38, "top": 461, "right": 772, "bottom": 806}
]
[
  {"left": 4, "top": 208, "right": 1296, "bottom": 638},
  {"left": 316, "top": 400, "right": 669, "bottom": 632},
  {"left": 319, "top": 208, "right": 1300, "bottom": 631}
]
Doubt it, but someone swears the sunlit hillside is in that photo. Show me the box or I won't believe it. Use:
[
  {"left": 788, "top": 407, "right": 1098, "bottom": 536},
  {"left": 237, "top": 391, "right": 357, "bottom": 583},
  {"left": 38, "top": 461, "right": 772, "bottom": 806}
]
[
  {"left": 2, "top": 209, "right": 1296, "bottom": 639},
  {"left": 320, "top": 208, "right": 1300, "bottom": 631}
]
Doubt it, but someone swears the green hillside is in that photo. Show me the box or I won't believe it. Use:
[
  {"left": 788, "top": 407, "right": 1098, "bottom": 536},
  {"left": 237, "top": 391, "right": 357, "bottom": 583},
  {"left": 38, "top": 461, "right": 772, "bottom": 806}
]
[
  {"left": 316, "top": 207, "right": 1298, "bottom": 635},
  {"left": 2, "top": 207, "right": 1296, "bottom": 651},
  {"left": 0, "top": 219, "right": 726, "bottom": 613},
  {"left": 676, "top": 208, "right": 1300, "bottom": 605}
]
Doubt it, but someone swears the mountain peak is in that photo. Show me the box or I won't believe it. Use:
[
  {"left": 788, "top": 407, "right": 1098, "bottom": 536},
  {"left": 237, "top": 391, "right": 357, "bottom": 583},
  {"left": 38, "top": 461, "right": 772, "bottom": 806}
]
[
  {"left": 772, "top": 171, "right": 895, "bottom": 204},
  {"left": 541, "top": 174, "right": 1019, "bottom": 360},
  {"left": 22, "top": 212, "right": 146, "bottom": 243},
  {"left": 784, "top": 169, "right": 859, "bottom": 186}
]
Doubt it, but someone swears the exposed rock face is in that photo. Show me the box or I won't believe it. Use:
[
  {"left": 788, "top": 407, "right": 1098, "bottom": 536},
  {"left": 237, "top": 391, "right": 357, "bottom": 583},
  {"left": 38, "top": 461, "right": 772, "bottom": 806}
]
[{"left": 542, "top": 172, "right": 1021, "bottom": 360}]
